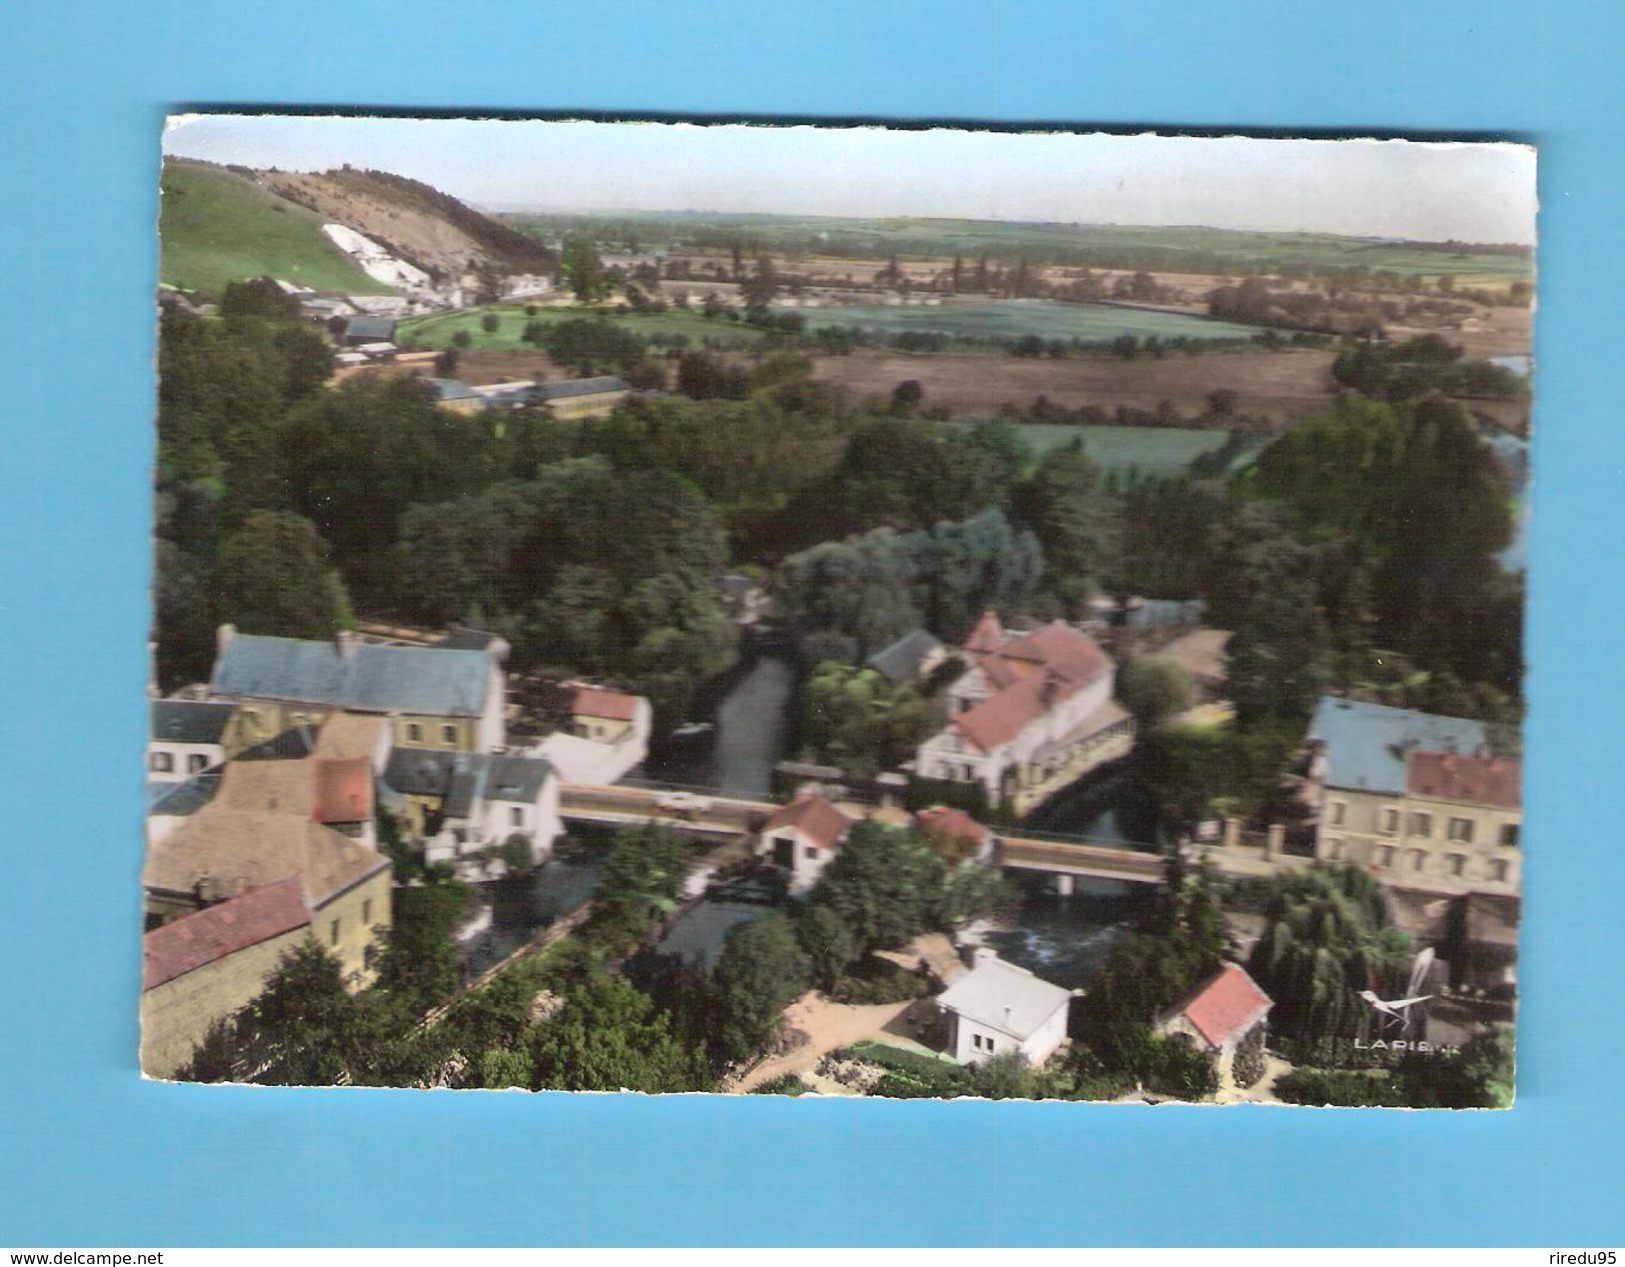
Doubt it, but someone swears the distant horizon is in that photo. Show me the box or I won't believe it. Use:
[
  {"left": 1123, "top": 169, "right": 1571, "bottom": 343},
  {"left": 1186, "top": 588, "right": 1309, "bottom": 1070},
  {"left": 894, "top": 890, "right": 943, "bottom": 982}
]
[{"left": 163, "top": 118, "right": 1538, "bottom": 247}]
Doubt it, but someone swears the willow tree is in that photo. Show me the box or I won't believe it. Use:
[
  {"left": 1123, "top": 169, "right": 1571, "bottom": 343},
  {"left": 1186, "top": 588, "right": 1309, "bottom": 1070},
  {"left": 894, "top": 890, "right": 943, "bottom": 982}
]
[{"left": 1245, "top": 865, "right": 1413, "bottom": 1064}]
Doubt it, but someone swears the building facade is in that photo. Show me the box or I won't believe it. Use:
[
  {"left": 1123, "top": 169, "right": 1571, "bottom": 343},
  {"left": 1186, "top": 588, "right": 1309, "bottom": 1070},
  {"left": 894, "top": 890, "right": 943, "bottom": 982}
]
[
  {"left": 140, "top": 878, "right": 314, "bottom": 1079},
  {"left": 209, "top": 626, "right": 506, "bottom": 756},
  {"left": 147, "top": 699, "right": 236, "bottom": 782},
  {"left": 915, "top": 614, "right": 1134, "bottom": 814},
  {"left": 1306, "top": 696, "right": 1519, "bottom": 894}
]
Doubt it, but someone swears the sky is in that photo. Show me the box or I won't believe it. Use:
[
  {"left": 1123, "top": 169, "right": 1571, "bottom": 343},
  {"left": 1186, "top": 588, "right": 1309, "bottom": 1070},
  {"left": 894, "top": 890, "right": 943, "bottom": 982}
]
[{"left": 163, "top": 116, "right": 1538, "bottom": 244}]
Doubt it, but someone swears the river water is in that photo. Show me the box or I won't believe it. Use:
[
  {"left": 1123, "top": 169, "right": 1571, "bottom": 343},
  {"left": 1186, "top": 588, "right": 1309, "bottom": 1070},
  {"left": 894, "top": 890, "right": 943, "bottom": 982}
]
[
  {"left": 457, "top": 833, "right": 609, "bottom": 977},
  {"left": 463, "top": 652, "right": 1151, "bottom": 988}
]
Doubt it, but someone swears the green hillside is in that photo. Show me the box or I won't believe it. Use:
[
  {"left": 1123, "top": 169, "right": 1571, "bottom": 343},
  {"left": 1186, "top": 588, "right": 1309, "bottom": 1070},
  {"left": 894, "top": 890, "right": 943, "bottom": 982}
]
[{"left": 159, "top": 160, "right": 394, "bottom": 298}]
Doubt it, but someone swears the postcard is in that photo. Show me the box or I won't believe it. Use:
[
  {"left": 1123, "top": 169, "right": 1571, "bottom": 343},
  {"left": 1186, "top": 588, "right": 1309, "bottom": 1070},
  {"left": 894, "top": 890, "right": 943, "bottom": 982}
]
[{"left": 143, "top": 118, "right": 1531, "bottom": 1106}]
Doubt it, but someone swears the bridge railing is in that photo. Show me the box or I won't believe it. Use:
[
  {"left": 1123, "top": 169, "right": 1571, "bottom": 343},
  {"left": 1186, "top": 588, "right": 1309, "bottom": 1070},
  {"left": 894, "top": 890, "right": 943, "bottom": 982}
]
[
  {"left": 1003, "top": 825, "right": 1162, "bottom": 852},
  {"left": 617, "top": 775, "right": 745, "bottom": 798}
]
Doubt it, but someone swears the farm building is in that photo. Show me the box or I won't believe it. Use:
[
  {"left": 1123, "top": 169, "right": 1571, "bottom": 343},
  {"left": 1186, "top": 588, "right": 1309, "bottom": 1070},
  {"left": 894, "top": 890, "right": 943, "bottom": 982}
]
[
  {"left": 343, "top": 315, "right": 397, "bottom": 345},
  {"left": 534, "top": 375, "right": 630, "bottom": 419},
  {"left": 140, "top": 877, "right": 315, "bottom": 1079}
]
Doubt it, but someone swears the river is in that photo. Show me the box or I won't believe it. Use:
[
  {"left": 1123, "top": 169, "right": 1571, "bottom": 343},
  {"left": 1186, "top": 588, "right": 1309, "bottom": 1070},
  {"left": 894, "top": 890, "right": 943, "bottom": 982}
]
[
  {"left": 456, "top": 832, "right": 609, "bottom": 977},
  {"left": 466, "top": 650, "right": 1151, "bottom": 988},
  {"left": 644, "top": 652, "right": 797, "bottom": 796}
]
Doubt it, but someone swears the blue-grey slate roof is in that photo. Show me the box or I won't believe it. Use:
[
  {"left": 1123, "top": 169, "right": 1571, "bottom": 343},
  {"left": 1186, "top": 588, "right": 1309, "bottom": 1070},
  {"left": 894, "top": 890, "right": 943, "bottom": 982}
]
[
  {"left": 382, "top": 749, "right": 553, "bottom": 817},
  {"left": 424, "top": 377, "right": 479, "bottom": 401},
  {"left": 344, "top": 316, "right": 396, "bottom": 341},
  {"left": 213, "top": 635, "right": 494, "bottom": 718},
  {"left": 1308, "top": 696, "right": 1489, "bottom": 795},
  {"left": 535, "top": 375, "right": 628, "bottom": 401},
  {"left": 234, "top": 726, "right": 318, "bottom": 762},
  {"left": 866, "top": 628, "right": 944, "bottom": 682},
  {"left": 150, "top": 699, "right": 236, "bottom": 746},
  {"left": 1125, "top": 598, "right": 1207, "bottom": 629},
  {"left": 147, "top": 770, "right": 223, "bottom": 817}
]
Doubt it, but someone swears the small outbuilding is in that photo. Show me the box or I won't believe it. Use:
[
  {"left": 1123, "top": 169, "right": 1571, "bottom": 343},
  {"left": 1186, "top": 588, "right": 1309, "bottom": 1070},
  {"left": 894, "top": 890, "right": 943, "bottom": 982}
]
[
  {"left": 756, "top": 794, "right": 853, "bottom": 895},
  {"left": 936, "top": 948, "right": 1072, "bottom": 1067},
  {"left": 1154, "top": 962, "right": 1274, "bottom": 1088}
]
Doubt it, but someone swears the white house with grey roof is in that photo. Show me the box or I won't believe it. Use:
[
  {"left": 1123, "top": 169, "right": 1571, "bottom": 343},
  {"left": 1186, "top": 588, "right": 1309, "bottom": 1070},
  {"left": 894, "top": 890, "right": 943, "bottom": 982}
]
[
  {"left": 936, "top": 948, "right": 1074, "bottom": 1067},
  {"left": 208, "top": 626, "right": 506, "bottom": 757},
  {"left": 148, "top": 699, "right": 236, "bottom": 783},
  {"left": 383, "top": 749, "right": 562, "bottom": 868}
]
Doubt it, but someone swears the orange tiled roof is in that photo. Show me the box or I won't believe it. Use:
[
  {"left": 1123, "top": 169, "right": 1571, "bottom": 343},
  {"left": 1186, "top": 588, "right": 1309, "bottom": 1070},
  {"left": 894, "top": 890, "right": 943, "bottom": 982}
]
[
  {"left": 1167, "top": 963, "right": 1273, "bottom": 1050},
  {"left": 761, "top": 795, "right": 853, "bottom": 852},
  {"left": 572, "top": 687, "right": 640, "bottom": 722},
  {"left": 1406, "top": 750, "right": 1521, "bottom": 809}
]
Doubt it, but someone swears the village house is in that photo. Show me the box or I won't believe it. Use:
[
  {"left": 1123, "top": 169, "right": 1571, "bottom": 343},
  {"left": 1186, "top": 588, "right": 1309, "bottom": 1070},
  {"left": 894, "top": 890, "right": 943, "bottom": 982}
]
[
  {"left": 139, "top": 877, "right": 313, "bottom": 1079},
  {"left": 866, "top": 628, "right": 947, "bottom": 684},
  {"left": 569, "top": 687, "right": 647, "bottom": 745},
  {"left": 914, "top": 613, "right": 1135, "bottom": 814},
  {"left": 913, "top": 805, "right": 996, "bottom": 866},
  {"left": 1305, "top": 696, "right": 1519, "bottom": 893},
  {"left": 381, "top": 748, "right": 562, "bottom": 869},
  {"left": 1154, "top": 962, "right": 1274, "bottom": 1089},
  {"left": 147, "top": 699, "right": 235, "bottom": 782},
  {"left": 756, "top": 794, "right": 853, "bottom": 895},
  {"left": 209, "top": 625, "right": 507, "bottom": 756},
  {"left": 936, "top": 947, "right": 1073, "bottom": 1066},
  {"left": 143, "top": 765, "right": 392, "bottom": 987},
  {"left": 529, "top": 686, "right": 652, "bottom": 785}
]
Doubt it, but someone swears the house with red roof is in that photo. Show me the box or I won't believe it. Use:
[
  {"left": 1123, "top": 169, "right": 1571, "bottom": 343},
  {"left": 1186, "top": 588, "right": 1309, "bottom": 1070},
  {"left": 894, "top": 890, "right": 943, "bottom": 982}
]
[
  {"left": 140, "top": 878, "right": 314, "bottom": 1079},
  {"left": 1155, "top": 962, "right": 1274, "bottom": 1089},
  {"left": 914, "top": 612, "right": 1135, "bottom": 814},
  {"left": 756, "top": 794, "right": 854, "bottom": 895},
  {"left": 914, "top": 805, "right": 996, "bottom": 866}
]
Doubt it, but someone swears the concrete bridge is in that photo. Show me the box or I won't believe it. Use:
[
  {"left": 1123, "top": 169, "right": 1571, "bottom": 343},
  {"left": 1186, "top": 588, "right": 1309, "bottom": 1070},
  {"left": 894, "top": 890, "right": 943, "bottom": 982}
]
[
  {"left": 558, "top": 780, "right": 1301, "bottom": 888},
  {"left": 559, "top": 782, "right": 769, "bottom": 838}
]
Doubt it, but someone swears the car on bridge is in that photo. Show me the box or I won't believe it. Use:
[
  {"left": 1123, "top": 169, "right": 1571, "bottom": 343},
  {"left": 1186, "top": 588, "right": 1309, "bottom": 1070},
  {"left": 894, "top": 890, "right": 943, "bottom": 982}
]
[{"left": 655, "top": 791, "right": 713, "bottom": 820}]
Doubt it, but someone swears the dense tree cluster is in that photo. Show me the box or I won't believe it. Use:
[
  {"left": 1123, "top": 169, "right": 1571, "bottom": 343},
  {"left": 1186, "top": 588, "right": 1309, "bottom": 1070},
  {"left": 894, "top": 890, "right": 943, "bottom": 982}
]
[
  {"left": 1332, "top": 334, "right": 1527, "bottom": 402},
  {"left": 1063, "top": 852, "right": 1229, "bottom": 1096},
  {"left": 1243, "top": 865, "right": 1414, "bottom": 1065},
  {"left": 773, "top": 508, "right": 1045, "bottom": 660}
]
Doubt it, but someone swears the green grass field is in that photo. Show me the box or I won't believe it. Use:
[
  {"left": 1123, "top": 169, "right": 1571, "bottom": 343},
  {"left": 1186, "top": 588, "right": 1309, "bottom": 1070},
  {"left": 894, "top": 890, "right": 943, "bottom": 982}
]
[
  {"left": 159, "top": 160, "right": 392, "bottom": 298},
  {"left": 944, "top": 420, "right": 1270, "bottom": 478},
  {"left": 794, "top": 299, "right": 1261, "bottom": 344},
  {"left": 503, "top": 211, "right": 1534, "bottom": 287},
  {"left": 396, "top": 304, "right": 771, "bottom": 352}
]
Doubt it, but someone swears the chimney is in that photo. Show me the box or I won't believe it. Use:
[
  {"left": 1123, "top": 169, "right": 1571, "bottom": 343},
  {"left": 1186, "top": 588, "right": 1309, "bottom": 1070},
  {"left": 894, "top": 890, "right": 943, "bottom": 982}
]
[
  {"left": 335, "top": 630, "right": 359, "bottom": 660},
  {"left": 216, "top": 623, "right": 238, "bottom": 663}
]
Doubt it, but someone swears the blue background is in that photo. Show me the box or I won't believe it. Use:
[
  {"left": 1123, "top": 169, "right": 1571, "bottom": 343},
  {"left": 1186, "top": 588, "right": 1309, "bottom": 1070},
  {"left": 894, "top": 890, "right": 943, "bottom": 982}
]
[{"left": 2, "top": 0, "right": 1621, "bottom": 1247}]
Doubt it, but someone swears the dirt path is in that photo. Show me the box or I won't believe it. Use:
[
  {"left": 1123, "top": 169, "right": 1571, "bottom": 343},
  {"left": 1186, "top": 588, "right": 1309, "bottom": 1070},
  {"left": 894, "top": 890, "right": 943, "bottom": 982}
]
[
  {"left": 1213, "top": 1053, "right": 1294, "bottom": 1105},
  {"left": 731, "top": 992, "right": 937, "bottom": 1093}
]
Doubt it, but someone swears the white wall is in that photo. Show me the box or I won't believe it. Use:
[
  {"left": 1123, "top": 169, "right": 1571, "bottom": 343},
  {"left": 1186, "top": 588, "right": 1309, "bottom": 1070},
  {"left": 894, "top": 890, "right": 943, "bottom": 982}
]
[
  {"left": 760, "top": 825, "right": 834, "bottom": 896},
  {"left": 474, "top": 777, "right": 564, "bottom": 865},
  {"left": 948, "top": 1003, "right": 1069, "bottom": 1067}
]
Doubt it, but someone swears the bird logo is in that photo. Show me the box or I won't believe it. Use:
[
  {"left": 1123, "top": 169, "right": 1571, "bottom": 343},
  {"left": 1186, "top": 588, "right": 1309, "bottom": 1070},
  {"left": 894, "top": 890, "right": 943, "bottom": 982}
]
[{"left": 1361, "top": 948, "right": 1435, "bottom": 1032}]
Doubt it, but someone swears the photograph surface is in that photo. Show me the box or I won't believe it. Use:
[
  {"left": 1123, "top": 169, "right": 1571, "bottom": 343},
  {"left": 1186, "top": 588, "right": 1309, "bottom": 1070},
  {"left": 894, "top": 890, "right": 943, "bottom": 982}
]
[{"left": 144, "top": 118, "right": 1532, "bottom": 1106}]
